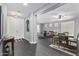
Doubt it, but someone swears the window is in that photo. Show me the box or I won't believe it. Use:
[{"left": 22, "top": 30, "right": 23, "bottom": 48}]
[
  {"left": 53, "top": 23, "right": 59, "bottom": 32},
  {"left": 44, "top": 24, "right": 48, "bottom": 28},
  {"left": 49, "top": 24, "right": 52, "bottom": 27},
  {"left": 37, "top": 25, "right": 40, "bottom": 33},
  {"left": 61, "top": 21, "right": 74, "bottom": 36}
]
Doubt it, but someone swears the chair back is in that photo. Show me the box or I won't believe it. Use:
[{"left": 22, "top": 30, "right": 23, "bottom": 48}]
[
  {"left": 63, "top": 32, "right": 69, "bottom": 36},
  {"left": 58, "top": 33, "right": 65, "bottom": 36},
  {"left": 76, "top": 34, "right": 79, "bottom": 41},
  {"left": 58, "top": 33, "right": 66, "bottom": 41},
  {"left": 76, "top": 33, "right": 79, "bottom": 55}
]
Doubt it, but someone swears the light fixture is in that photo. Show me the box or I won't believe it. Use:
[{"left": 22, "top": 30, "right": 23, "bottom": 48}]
[
  {"left": 58, "top": 15, "right": 62, "bottom": 19},
  {"left": 52, "top": 15, "right": 62, "bottom": 20},
  {"left": 9, "top": 11, "right": 22, "bottom": 17},
  {"left": 23, "top": 3, "right": 28, "bottom": 5}
]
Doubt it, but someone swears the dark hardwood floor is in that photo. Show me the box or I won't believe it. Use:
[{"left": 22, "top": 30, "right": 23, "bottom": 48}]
[
  {"left": 14, "top": 39, "right": 36, "bottom": 56},
  {"left": 14, "top": 38, "right": 71, "bottom": 56},
  {"left": 36, "top": 38, "right": 71, "bottom": 56}
]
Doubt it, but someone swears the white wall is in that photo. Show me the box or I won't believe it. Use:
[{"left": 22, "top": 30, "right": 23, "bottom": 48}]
[
  {"left": 41, "top": 22, "right": 60, "bottom": 32},
  {"left": 0, "top": 5, "right": 7, "bottom": 55},
  {"left": 75, "top": 19, "right": 79, "bottom": 39},
  {"left": 1, "top": 5, "right": 7, "bottom": 37},
  {"left": 61, "top": 21, "right": 74, "bottom": 36},
  {"left": 40, "top": 20, "right": 75, "bottom": 36},
  {"left": 28, "top": 13, "right": 38, "bottom": 44},
  {"left": 24, "top": 18, "right": 31, "bottom": 41},
  {"left": 7, "top": 16, "right": 24, "bottom": 39},
  {"left": 5, "top": 13, "right": 38, "bottom": 44},
  {"left": 24, "top": 13, "right": 38, "bottom": 44}
]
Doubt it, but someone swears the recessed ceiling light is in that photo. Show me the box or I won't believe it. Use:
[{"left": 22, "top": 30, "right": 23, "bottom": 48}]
[{"left": 23, "top": 3, "right": 28, "bottom": 5}]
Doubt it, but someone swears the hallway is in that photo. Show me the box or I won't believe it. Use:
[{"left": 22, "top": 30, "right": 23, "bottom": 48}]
[{"left": 14, "top": 39, "right": 70, "bottom": 56}]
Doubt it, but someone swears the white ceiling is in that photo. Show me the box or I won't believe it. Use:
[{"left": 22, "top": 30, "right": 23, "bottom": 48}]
[
  {"left": 4, "top": 3, "right": 47, "bottom": 18},
  {"left": 37, "top": 3, "right": 79, "bottom": 23},
  {"left": 3, "top": 3, "right": 79, "bottom": 23}
]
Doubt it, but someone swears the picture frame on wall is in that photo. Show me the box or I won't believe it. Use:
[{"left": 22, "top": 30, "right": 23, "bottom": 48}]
[{"left": 26, "top": 19, "right": 29, "bottom": 32}]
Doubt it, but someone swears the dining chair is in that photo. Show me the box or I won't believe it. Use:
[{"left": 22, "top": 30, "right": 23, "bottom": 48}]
[
  {"left": 68, "top": 34, "right": 78, "bottom": 46},
  {"left": 58, "top": 33, "right": 67, "bottom": 48},
  {"left": 68, "top": 34, "right": 79, "bottom": 55}
]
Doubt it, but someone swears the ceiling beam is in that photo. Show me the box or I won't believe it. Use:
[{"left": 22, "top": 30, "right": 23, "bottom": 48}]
[{"left": 41, "top": 3, "right": 66, "bottom": 14}]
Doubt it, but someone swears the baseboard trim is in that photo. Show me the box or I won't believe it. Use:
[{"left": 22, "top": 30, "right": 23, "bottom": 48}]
[
  {"left": 23, "top": 37, "right": 30, "bottom": 42},
  {"left": 29, "top": 41, "right": 37, "bottom": 44},
  {"left": 23, "top": 38, "right": 37, "bottom": 44}
]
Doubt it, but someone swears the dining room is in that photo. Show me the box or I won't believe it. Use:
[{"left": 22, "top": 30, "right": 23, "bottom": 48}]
[{"left": 37, "top": 3, "right": 79, "bottom": 56}]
